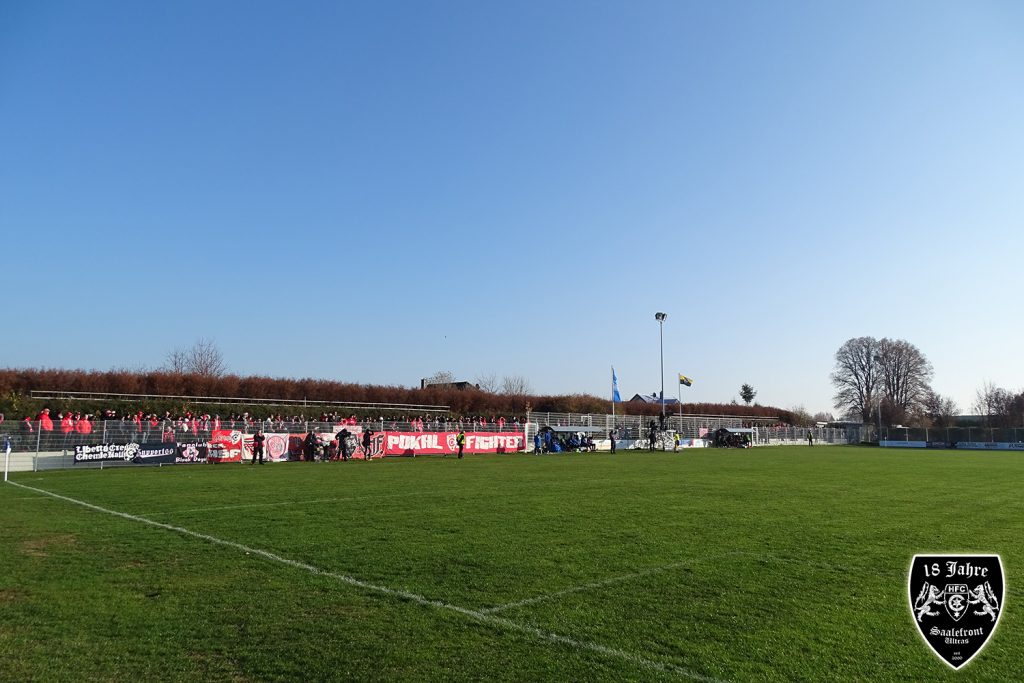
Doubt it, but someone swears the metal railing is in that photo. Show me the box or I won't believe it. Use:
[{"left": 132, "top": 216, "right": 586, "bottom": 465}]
[
  {"left": 1, "top": 415, "right": 858, "bottom": 474},
  {"left": 878, "top": 426, "right": 1024, "bottom": 443},
  {"left": 0, "top": 419, "right": 526, "bottom": 454}
]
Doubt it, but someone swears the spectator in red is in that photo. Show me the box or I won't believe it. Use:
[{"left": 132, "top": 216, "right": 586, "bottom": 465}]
[
  {"left": 75, "top": 415, "right": 92, "bottom": 435},
  {"left": 60, "top": 412, "right": 74, "bottom": 434},
  {"left": 134, "top": 411, "right": 143, "bottom": 432},
  {"left": 37, "top": 408, "right": 54, "bottom": 431},
  {"left": 22, "top": 416, "right": 34, "bottom": 433}
]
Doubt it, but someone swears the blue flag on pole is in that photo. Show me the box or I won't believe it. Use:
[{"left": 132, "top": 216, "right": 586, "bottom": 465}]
[{"left": 612, "top": 366, "right": 621, "bottom": 403}]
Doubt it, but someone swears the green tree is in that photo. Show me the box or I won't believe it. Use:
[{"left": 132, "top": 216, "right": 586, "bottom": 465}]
[{"left": 740, "top": 383, "right": 757, "bottom": 405}]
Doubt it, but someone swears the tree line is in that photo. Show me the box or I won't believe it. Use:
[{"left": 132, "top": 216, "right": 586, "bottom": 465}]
[{"left": 830, "top": 336, "right": 1023, "bottom": 427}]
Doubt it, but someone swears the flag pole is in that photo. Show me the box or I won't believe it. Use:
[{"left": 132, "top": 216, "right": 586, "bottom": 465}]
[{"left": 611, "top": 366, "right": 615, "bottom": 422}]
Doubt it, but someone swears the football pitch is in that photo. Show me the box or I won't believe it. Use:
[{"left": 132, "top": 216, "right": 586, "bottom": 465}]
[{"left": 2, "top": 446, "right": 1021, "bottom": 681}]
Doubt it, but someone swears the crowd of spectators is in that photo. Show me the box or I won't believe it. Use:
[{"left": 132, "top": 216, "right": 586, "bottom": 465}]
[{"left": 8, "top": 406, "right": 527, "bottom": 443}]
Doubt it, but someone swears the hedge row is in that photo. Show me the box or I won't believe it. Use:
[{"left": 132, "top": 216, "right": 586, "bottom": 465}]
[{"left": 0, "top": 368, "right": 793, "bottom": 423}]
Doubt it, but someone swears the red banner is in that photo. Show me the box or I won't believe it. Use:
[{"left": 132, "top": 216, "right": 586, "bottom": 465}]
[
  {"left": 378, "top": 431, "right": 524, "bottom": 456},
  {"left": 209, "top": 429, "right": 244, "bottom": 462}
]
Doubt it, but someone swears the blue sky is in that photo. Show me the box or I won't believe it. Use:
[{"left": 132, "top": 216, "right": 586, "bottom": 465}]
[{"left": 2, "top": 1, "right": 1022, "bottom": 416}]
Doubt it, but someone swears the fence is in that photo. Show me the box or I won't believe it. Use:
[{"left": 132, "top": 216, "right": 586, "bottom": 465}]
[
  {"left": 1, "top": 419, "right": 531, "bottom": 472},
  {"left": 0, "top": 419, "right": 525, "bottom": 453},
  {"left": 877, "top": 426, "right": 1024, "bottom": 444},
  {"left": 525, "top": 411, "right": 846, "bottom": 445},
  {"left": 2, "top": 414, "right": 855, "bottom": 475}
]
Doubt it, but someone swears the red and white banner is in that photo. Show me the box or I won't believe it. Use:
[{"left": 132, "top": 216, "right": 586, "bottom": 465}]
[
  {"left": 209, "top": 429, "right": 244, "bottom": 462},
  {"left": 376, "top": 431, "right": 524, "bottom": 456},
  {"left": 209, "top": 430, "right": 292, "bottom": 462}
]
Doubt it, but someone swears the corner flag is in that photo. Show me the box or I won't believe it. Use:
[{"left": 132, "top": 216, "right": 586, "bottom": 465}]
[
  {"left": 612, "top": 366, "right": 621, "bottom": 402},
  {"left": 678, "top": 374, "right": 693, "bottom": 387}
]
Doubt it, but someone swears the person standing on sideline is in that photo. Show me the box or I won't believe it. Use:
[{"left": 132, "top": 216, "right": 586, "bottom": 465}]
[
  {"left": 807, "top": 430, "right": 814, "bottom": 447},
  {"left": 252, "top": 429, "right": 265, "bottom": 465},
  {"left": 338, "top": 429, "right": 351, "bottom": 461},
  {"left": 304, "top": 430, "right": 317, "bottom": 461},
  {"left": 362, "top": 429, "right": 372, "bottom": 460},
  {"left": 673, "top": 433, "right": 681, "bottom": 452},
  {"left": 609, "top": 429, "right": 616, "bottom": 453},
  {"left": 533, "top": 432, "right": 541, "bottom": 455},
  {"left": 456, "top": 429, "right": 466, "bottom": 459}
]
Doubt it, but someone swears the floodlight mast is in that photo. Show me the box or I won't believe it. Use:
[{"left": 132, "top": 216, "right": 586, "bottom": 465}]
[{"left": 655, "top": 312, "right": 667, "bottom": 423}]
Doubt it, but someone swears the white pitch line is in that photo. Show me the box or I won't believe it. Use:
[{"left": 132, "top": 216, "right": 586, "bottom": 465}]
[
  {"left": 6, "top": 480, "right": 724, "bottom": 683},
  {"left": 140, "top": 490, "right": 433, "bottom": 516},
  {"left": 482, "top": 551, "right": 746, "bottom": 614}
]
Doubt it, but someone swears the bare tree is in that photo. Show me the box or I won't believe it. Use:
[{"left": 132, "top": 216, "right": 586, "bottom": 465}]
[
  {"left": 831, "top": 337, "right": 883, "bottom": 422},
  {"left": 876, "top": 338, "right": 933, "bottom": 418},
  {"left": 189, "top": 338, "right": 226, "bottom": 377},
  {"left": 972, "top": 382, "right": 1019, "bottom": 427},
  {"left": 423, "top": 370, "right": 456, "bottom": 388},
  {"left": 164, "top": 338, "right": 226, "bottom": 377},
  {"left": 788, "top": 405, "right": 813, "bottom": 426},
  {"left": 922, "top": 390, "right": 959, "bottom": 428},
  {"left": 500, "top": 374, "right": 532, "bottom": 396},
  {"left": 475, "top": 372, "right": 499, "bottom": 393},
  {"left": 164, "top": 347, "right": 189, "bottom": 374}
]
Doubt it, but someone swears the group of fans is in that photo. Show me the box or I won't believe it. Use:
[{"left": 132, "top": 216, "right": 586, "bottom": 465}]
[
  {"left": 532, "top": 429, "right": 598, "bottom": 453},
  {"left": 249, "top": 427, "right": 374, "bottom": 464},
  {"left": 9, "top": 407, "right": 525, "bottom": 438},
  {"left": 11, "top": 408, "right": 94, "bottom": 436}
]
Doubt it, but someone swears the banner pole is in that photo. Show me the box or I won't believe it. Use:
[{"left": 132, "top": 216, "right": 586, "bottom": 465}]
[{"left": 4, "top": 439, "right": 10, "bottom": 482}]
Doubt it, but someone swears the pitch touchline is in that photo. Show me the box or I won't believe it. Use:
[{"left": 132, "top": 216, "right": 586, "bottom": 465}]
[
  {"left": 482, "top": 550, "right": 747, "bottom": 614},
  {"left": 6, "top": 480, "right": 724, "bottom": 683},
  {"left": 483, "top": 549, "right": 897, "bottom": 614},
  {"left": 140, "top": 491, "right": 434, "bottom": 516}
]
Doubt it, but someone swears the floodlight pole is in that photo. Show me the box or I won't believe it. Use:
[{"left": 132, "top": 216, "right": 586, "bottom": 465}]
[
  {"left": 877, "top": 398, "right": 883, "bottom": 445},
  {"left": 655, "top": 312, "right": 667, "bottom": 423}
]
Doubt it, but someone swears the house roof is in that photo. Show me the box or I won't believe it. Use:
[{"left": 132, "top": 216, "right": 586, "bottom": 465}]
[{"left": 628, "top": 393, "right": 681, "bottom": 406}]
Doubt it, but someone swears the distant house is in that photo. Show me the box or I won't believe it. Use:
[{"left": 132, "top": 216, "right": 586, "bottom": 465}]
[
  {"left": 420, "top": 379, "right": 479, "bottom": 391},
  {"left": 628, "top": 393, "right": 681, "bottom": 407}
]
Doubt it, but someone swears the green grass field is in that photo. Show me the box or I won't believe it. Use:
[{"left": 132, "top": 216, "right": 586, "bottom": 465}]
[{"left": 2, "top": 446, "right": 1021, "bottom": 681}]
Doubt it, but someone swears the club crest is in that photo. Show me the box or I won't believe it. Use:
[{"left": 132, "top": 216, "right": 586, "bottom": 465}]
[{"left": 909, "top": 555, "right": 1004, "bottom": 669}]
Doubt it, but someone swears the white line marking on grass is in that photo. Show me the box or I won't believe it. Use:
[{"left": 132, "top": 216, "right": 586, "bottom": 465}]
[
  {"left": 141, "top": 491, "right": 432, "bottom": 516},
  {"left": 482, "top": 551, "right": 746, "bottom": 614},
  {"left": 7, "top": 480, "right": 725, "bottom": 683}
]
